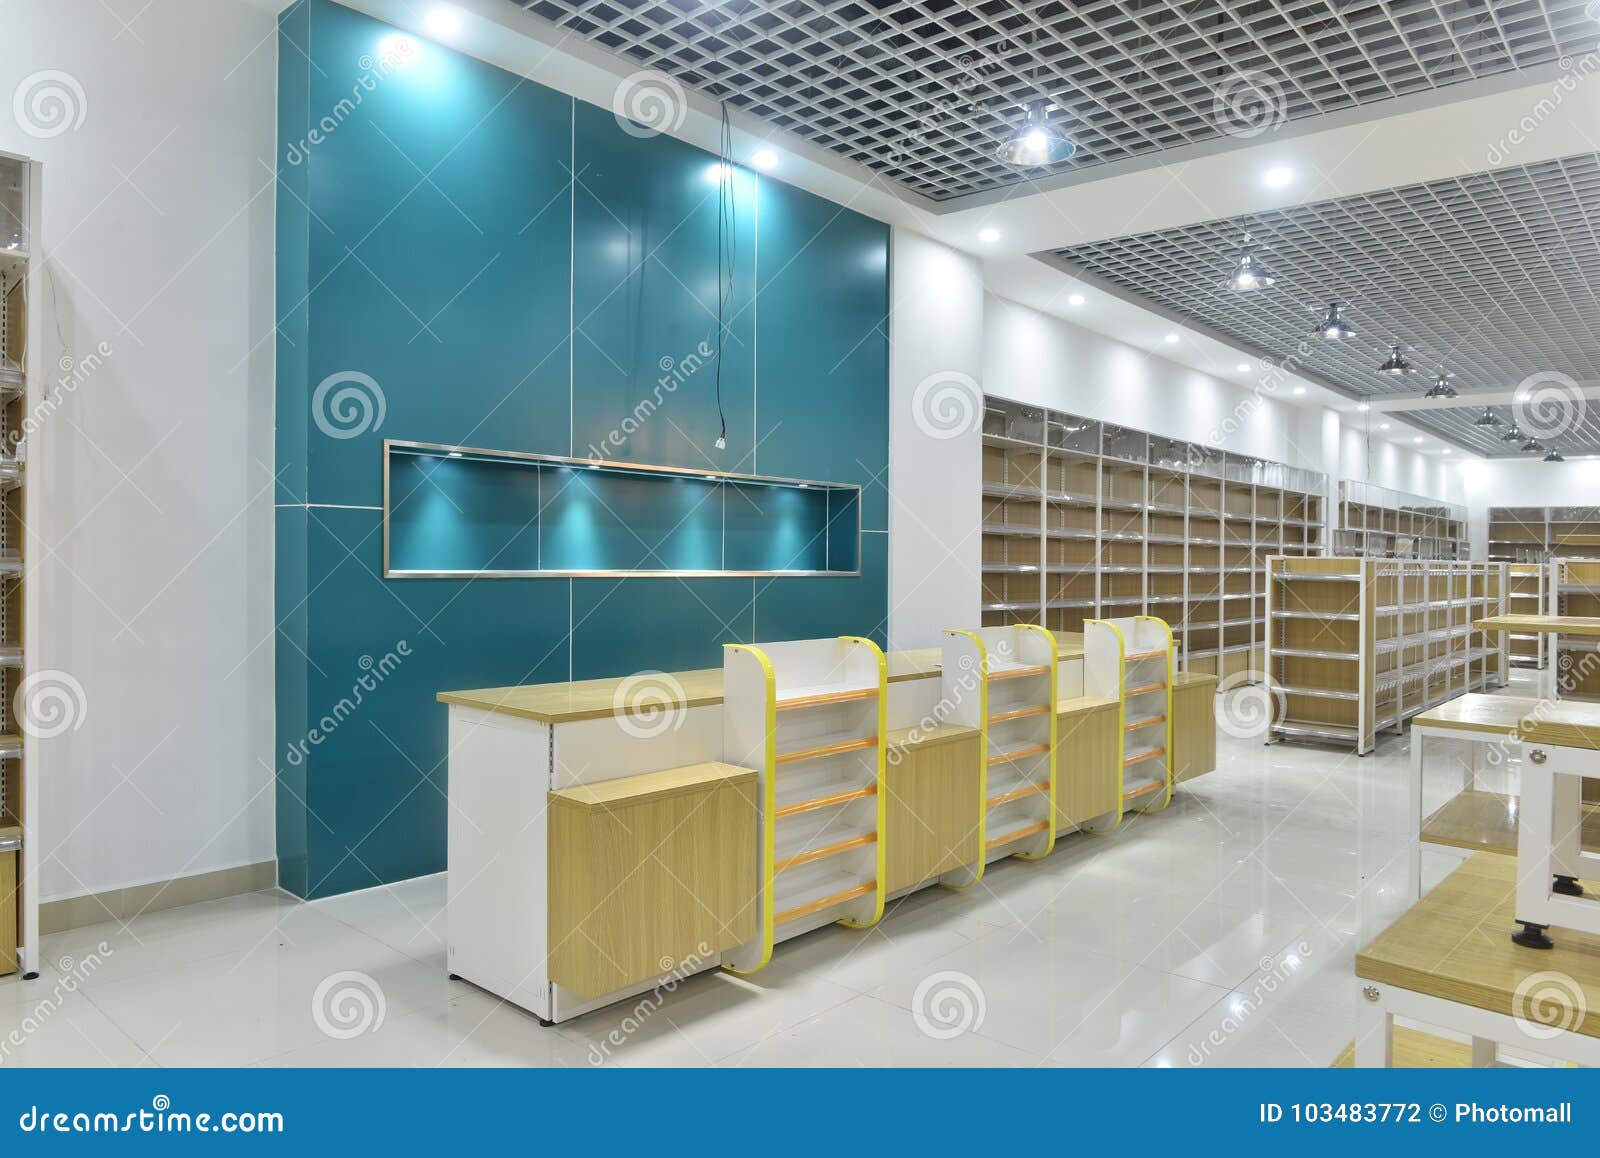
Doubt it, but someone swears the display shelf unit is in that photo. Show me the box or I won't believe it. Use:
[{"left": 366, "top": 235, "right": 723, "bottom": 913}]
[
  {"left": 1265, "top": 557, "right": 1508, "bottom": 754},
  {"left": 1507, "top": 563, "right": 1546, "bottom": 669},
  {"left": 939, "top": 624, "right": 1059, "bottom": 886},
  {"left": 0, "top": 152, "right": 28, "bottom": 979},
  {"left": 1082, "top": 615, "right": 1176, "bottom": 825},
  {"left": 982, "top": 396, "right": 1326, "bottom": 680},
  {"left": 1334, "top": 480, "right": 1466, "bottom": 560},
  {"left": 721, "top": 636, "right": 888, "bottom": 974},
  {"left": 1549, "top": 559, "right": 1600, "bottom": 702},
  {"left": 1489, "top": 507, "right": 1600, "bottom": 563}
]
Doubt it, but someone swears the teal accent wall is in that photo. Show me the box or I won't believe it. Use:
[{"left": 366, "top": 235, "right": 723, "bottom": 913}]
[{"left": 275, "top": 0, "right": 890, "bottom": 898}]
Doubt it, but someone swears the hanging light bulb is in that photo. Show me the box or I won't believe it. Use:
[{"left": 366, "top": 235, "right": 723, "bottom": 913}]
[
  {"left": 1377, "top": 343, "right": 1414, "bottom": 375},
  {"left": 995, "top": 100, "right": 1076, "bottom": 166},
  {"left": 1473, "top": 407, "right": 1501, "bottom": 427},
  {"left": 1544, "top": 447, "right": 1566, "bottom": 463},
  {"left": 1422, "top": 371, "right": 1458, "bottom": 399},
  {"left": 1223, "top": 234, "right": 1275, "bottom": 292},
  {"left": 1314, "top": 301, "right": 1354, "bottom": 339},
  {"left": 1521, "top": 436, "right": 1543, "bottom": 453},
  {"left": 1501, "top": 422, "right": 1525, "bottom": 443}
]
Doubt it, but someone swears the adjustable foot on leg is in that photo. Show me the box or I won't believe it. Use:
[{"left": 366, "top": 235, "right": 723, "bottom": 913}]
[
  {"left": 1553, "top": 875, "right": 1584, "bottom": 897},
  {"left": 1512, "top": 921, "right": 1555, "bottom": 950},
  {"left": 537, "top": 1016, "right": 554, "bottom": 1028}
]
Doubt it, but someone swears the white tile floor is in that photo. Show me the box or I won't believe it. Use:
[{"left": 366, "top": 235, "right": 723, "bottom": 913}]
[{"left": 0, "top": 676, "right": 1534, "bottom": 1067}]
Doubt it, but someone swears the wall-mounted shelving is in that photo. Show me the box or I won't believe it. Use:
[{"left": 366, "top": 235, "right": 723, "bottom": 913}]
[
  {"left": 982, "top": 395, "right": 1326, "bottom": 679},
  {"left": 1334, "top": 480, "right": 1466, "bottom": 560},
  {"left": 385, "top": 439, "right": 862, "bottom": 578},
  {"left": 0, "top": 152, "right": 29, "bottom": 978},
  {"left": 1489, "top": 507, "right": 1600, "bottom": 564},
  {"left": 1265, "top": 557, "right": 1508, "bottom": 754}
]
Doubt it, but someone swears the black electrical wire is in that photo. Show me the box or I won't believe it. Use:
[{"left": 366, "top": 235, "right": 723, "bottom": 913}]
[{"left": 714, "top": 99, "right": 734, "bottom": 451}]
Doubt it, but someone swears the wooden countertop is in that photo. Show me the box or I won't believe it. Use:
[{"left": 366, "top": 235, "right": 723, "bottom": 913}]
[
  {"left": 1420, "top": 788, "right": 1600, "bottom": 858},
  {"left": 1476, "top": 614, "right": 1600, "bottom": 637},
  {"left": 1413, "top": 692, "right": 1600, "bottom": 750},
  {"left": 1357, "top": 852, "right": 1600, "bottom": 1038},
  {"left": 1057, "top": 695, "right": 1118, "bottom": 717},
  {"left": 440, "top": 638, "right": 1086, "bottom": 725},
  {"left": 550, "top": 761, "right": 753, "bottom": 810},
  {"left": 885, "top": 722, "right": 979, "bottom": 751}
]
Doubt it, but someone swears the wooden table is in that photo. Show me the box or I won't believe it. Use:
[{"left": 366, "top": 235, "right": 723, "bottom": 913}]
[
  {"left": 1476, "top": 614, "right": 1600, "bottom": 700},
  {"left": 1410, "top": 693, "right": 1600, "bottom": 899},
  {"left": 1356, "top": 852, "right": 1600, "bottom": 1067}
]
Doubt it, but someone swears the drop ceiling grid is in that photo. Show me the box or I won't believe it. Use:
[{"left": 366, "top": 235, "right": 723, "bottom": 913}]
[
  {"left": 1055, "top": 152, "right": 1600, "bottom": 457},
  {"left": 517, "top": 0, "right": 1600, "bottom": 200}
]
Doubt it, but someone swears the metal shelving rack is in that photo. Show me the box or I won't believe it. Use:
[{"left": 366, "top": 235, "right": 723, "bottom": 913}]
[
  {"left": 1507, "top": 562, "right": 1546, "bottom": 669},
  {"left": 981, "top": 395, "right": 1326, "bottom": 677},
  {"left": 1489, "top": 507, "right": 1600, "bottom": 563},
  {"left": 0, "top": 151, "right": 30, "bottom": 978},
  {"left": 1549, "top": 559, "right": 1600, "bottom": 702},
  {"left": 1265, "top": 557, "right": 1509, "bottom": 754},
  {"left": 1333, "top": 480, "right": 1466, "bottom": 560}
]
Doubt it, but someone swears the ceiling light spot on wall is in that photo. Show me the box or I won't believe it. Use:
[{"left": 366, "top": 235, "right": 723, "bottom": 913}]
[
  {"left": 1263, "top": 166, "right": 1294, "bottom": 189},
  {"left": 424, "top": 5, "right": 462, "bottom": 38}
]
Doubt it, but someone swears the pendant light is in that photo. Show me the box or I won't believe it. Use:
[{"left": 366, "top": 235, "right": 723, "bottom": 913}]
[
  {"left": 995, "top": 99, "right": 1076, "bottom": 167},
  {"left": 1501, "top": 422, "right": 1525, "bottom": 443},
  {"left": 1544, "top": 447, "right": 1566, "bottom": 463},
  {"left": 1314, "top": 301, "right": 1354, "bottom": 339},
  {"left": 1223, "top": 234, "right": 1275, "bottom": 292},
  {"left": 1473, "top": 407, "right": 1501, "bottom": 427},
  {"left": 1521, "top": 436, "right": 1543, "bottom": 453},
  {"left": 1377, "top": 343, "right": 1414, "bottom": 375},
  {"left": 1422, "top": 371, "right": 1457, "bottom": 399}
]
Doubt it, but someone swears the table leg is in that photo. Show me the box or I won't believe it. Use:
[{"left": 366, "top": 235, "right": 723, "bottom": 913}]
[
  {"left": 1355, "top": 989, "right": 1392, "bottom": 1068},
  {"left": 1552, "top": 770, "right": 1584, "bottom": 895},
  {"left": 1514, "top": 763, "right": 1557, "bottom": 949},
  {"left": 1409, "top": 730, "right": 1425, "bottom": 901},
  {"left": 1470, "top": 1037, "right": 1497, "bottom": 1067}
]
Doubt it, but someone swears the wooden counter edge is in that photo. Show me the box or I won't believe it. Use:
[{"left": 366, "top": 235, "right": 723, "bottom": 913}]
[
  {"left": 1056, "top": 696, "right": 1119, "bottom": 718},
  {"left": 550, "top": 762, "right": 755, "bottom": 811},
  {"left": 885, "top": 723, "right": 979, "bottom": 751}
]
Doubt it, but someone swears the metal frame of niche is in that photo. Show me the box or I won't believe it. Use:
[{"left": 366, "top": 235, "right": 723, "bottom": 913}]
[{"left": 381, "top": 438, "right": 865, "bottom": 579}]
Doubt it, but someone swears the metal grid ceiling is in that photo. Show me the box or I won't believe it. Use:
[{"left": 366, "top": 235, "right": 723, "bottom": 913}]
[
  {"left": 1056, "top": 152, "right": 1600, "bottom": 457},
  {"left": 517, "top": 0, "right": 1600, "bottom": 201}
]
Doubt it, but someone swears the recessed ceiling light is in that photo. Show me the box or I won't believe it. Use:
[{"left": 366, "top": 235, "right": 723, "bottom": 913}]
[
  {"left": 1378, "top": 423, "right": 1390, "bottom": 430},
  {"left": 1236, "top": 362, "right": 1251, "bottom": 373},
  {"left": 1413, "top": 436, "right": 1424, "bottom": 443},
  {"left": 1067, "top": 293, "right": 1086, "bottom": 306},
  {"left": 1163, "top": 332, "right": 1180, "bottom": 344},
  {"left": 1357, "top": 403, "right": 1370, "bottom": 412},
  {"left": 751, "top": 148, "right": 779, "bottom": 171},
  {"left": 978, "top": 227, "right": 1001, "bottom": 244},
  {"left": 1292, "top": 386, "right": 1306, "bottom": 395},
  {"left": 1263, "top": 166, "right": 1294, "bottom": 189},
  {"left": 424, "top": 4, "right": 462, "bottom": 37},
  {"left": 1442, "top": 448, "right": 1452, "bottom": 455}
]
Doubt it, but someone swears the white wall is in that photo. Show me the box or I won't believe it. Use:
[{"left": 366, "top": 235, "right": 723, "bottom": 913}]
[
  {"left": 1, "top": 0, "right": 278, "bottom": 901},
  {"left": 1459, "top": 456, "right": 1600, "bottom": 558},
  {"left": 887, "top": 230, "right": 984, "bottom": 651}
]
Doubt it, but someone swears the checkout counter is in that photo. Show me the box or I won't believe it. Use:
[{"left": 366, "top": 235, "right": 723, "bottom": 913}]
[{"left": 438, "top": 625, "right": 1218, "bottom": 1024}]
